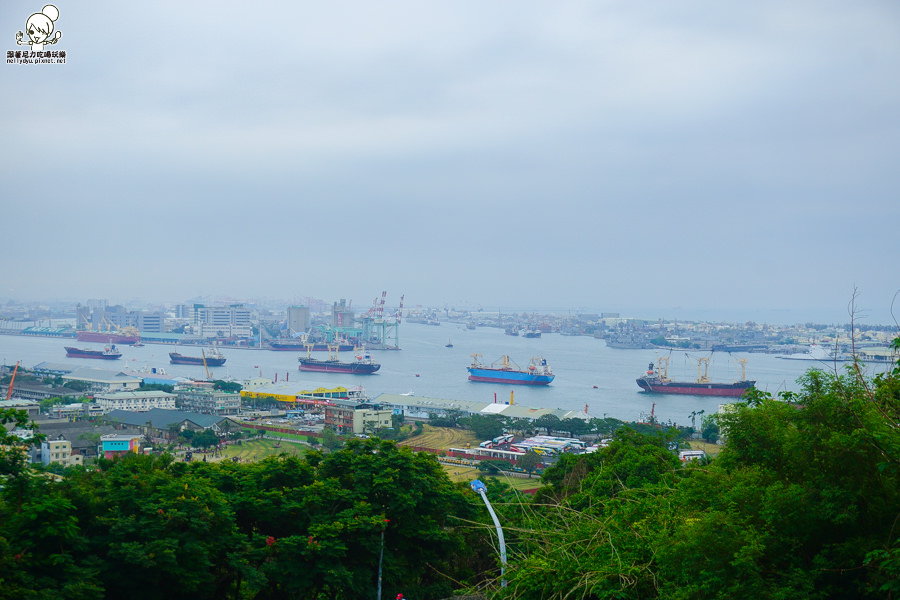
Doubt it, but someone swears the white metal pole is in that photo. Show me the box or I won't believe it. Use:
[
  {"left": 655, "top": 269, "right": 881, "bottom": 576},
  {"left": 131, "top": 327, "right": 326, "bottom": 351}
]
[{"left": 471, "top": 479, "right": 507, "bottom": 587}]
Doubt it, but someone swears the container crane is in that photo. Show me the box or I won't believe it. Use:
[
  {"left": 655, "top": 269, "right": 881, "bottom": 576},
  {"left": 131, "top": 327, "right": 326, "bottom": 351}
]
[
  {"left": 376, "top": 290, "right": 387, "bottom": 319},
  {"left": 365, "top": 296, "right": 379, "bottom": 318}
]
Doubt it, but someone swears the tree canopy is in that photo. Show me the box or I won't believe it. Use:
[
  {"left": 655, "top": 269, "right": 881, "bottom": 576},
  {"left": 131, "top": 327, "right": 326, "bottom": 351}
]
[
  {"left": 496, "top": 344, "right": 900, "bottom": 599},
  {"left": 0, "top": 436, "right": 484, "bottom": 600}
]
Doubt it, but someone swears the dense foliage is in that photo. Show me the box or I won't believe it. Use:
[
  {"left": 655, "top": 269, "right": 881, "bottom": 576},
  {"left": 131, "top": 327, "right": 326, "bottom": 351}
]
[
  {"left": 488, "top": 341, "right": 900, "bottom": 599},
  {"left": 0, "top": 438, "right": 487, "bottom": 600}
]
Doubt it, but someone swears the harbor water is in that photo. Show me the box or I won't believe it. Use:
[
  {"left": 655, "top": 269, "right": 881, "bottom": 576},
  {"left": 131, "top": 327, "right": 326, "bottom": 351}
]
[{"left": 2, "top": 323, "right": 888, "bottom": 426}]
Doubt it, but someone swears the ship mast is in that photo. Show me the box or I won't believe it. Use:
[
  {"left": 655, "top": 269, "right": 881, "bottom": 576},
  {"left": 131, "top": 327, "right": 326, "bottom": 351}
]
[
  {"left": 657, "top": 355, "right": 670, "bottom": 381},
  {"left": 696, "top": 357, "right": 710, "bottom": 384},
  {"left": 732, "top": 356, "right": 748, "bottom": 381}
]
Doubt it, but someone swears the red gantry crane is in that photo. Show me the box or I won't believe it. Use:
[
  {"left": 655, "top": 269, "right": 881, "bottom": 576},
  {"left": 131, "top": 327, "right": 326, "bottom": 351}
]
[{"left": 6, "top": 361, "right": 20, "bottom": 401}]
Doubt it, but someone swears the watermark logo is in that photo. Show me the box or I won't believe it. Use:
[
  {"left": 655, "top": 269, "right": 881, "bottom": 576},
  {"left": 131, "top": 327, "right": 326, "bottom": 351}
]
[{"left": 7, "top": 4, "right": 66, "bottom": 65}]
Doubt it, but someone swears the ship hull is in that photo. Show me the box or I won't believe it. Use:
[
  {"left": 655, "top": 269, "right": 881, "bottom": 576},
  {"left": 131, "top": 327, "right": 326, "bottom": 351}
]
[
  {"left": 298, "top": 359, "right": 380, "bottom": 374},
  {"left": 77, "top": 331, "right": 140, "bottom": 344},
  {"left": 467, "top": 367, "right": 554, "bottom": 385},
  {"left": 269, "top": 341, "right": 355, "bottom": 352},
  {"left": 169, "top": 352, "right": 226, "bottom": 366},
  {"left": 65, "top": 347, "right": 122, "bottom": 360},
  {"left": 636, "top": 378, "right": 755, "bottom": 397}
]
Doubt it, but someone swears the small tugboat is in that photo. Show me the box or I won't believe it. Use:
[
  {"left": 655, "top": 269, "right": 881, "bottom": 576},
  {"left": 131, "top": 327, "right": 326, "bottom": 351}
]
[
  {"left": 65, "top": 345, "right": 123, "bottom": 360},
  {"left": 467, "top": 354, "right": 554, "bottom": 385}
]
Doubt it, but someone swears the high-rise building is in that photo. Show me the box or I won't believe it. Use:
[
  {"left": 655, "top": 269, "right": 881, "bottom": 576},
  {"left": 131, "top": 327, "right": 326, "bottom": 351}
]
[
  {"left": 287, "top": 305, "right": 311, "bottom": 334},
  {"left": 332, "top": 299, "right": 354, "bottom": 328},
  {"left": 136, "top": 312, "right": 165, "bottom": 333},
  {"left": 189, "top": 304, "right": 253, "bottom": 338}
]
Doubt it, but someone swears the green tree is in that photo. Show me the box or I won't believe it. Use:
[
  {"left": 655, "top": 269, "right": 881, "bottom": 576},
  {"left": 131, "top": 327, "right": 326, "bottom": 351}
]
[
  {"left": 501, "top": 343, "right": 900, "bottom": 600},
  {"left": 477, "top": 459, "right": 512, "bottom": 475},
  {"left": 192, "top": 429, "right": 219, "bottom": 449},
  {"left": 0, "top": 482, "right": 103, "bottom": 599},
  {"left": 504, "top": 427, "right": 682, "bottom": 598},
  {"left": 139, "top": 382, "right": 175, "bottom": 393},
  {"left": 461, "top": 414, "right": 505, "bottom": 440},
  {"left": 39, "top": 396, "right": 67, "bottom": 411},
  {"left": 212, "top": 380, "right": 242, "bottom": 393},
  {"left": 517, "top": 450, "right": 542, "bottom": 478},
  {"left": 0, "top": 408, "right": 44, "bottom": 501},
  {"left": 560, "top": 417, "right": 587, "bottom": 437},
  {"left": 588, "top": 416, "right": 623, "bottom": 438},
  {"left": 651, "top": 335, "right": 671, "bottom": 347},
  {"left": 391, "top": 412, "right": 405, "bottom": 429},
  {"left": 62, "top": 380, "right": 91, "bottom": 392},
  {"left": 700, "top": 412, "right": 719, "bottom": 443},
  {"left": 428, "top": 410, "right": 462, "bottom": 428},
  {"left": 259, "top": 438, "right": 475, "bottom": 599},
  {"left": 320, "top": 427, "right": 343, "bottom": 451},
  {"left": 88, "top": 455, "right": 243, "bottom": 598},
  {"left": 534, "top": 414, "right": 561, "bottom": 436}
]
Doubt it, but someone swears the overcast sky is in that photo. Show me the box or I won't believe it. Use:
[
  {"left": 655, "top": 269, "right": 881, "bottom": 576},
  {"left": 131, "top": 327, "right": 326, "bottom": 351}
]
[{"left": 2, "top": 1, "right": 898, "bottom": 324}]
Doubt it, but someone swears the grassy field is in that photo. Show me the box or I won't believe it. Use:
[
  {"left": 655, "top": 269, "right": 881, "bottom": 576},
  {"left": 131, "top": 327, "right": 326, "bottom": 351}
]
[
  {"left": 688, "top": 440, "right": 723, "bottom": 456},
  {"left": 397, "top": 424, "right": 480, "bottom": 450},
  {"left": 397, "top": 425, "right": 543, "bottom": 492},
  {"left": 219, "top": 439, "right": 307, "bottom": 462},
  {"left": 441, "top": 463, "right": 543, "bottom": 492}
]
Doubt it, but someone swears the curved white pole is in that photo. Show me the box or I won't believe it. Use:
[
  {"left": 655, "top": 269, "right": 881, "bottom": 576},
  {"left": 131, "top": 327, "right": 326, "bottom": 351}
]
[{"left": 471, "top": 479, "right": 507, "bottom": 587}]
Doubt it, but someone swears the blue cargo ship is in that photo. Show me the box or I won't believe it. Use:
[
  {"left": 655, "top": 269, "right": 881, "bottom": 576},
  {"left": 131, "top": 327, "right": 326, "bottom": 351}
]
[{"left": 467, "top": 354, "right": 554, "bottom": 385}]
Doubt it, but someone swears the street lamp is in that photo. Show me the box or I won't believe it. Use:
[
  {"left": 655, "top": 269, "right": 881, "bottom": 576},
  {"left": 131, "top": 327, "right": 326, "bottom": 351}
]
[{"left": 470, "top": 479, "right": 507, "bottom": 587}]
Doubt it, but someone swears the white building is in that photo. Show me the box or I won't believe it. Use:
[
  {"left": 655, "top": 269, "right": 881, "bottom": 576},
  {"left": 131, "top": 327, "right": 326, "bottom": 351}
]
[
  {"left": 186, "top": 304, "right": 253, "bottom": 339},
  {"left": 95, "top": 390, "right": 177, "bottom": 413},
  {"left": 41, "top": 439, "right": 83, "bottom": 468},
  {"left": 62, "top": 368, "right": 142, "bottom": 394},
  {"left": 47, "top": 402, "right": 105, "bottom": 420},
  {"left": 177, "top": 388, "right": 242, "bottom": 415}
]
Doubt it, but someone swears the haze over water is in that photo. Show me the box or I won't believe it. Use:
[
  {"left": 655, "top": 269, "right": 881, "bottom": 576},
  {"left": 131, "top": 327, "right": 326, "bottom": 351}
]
[{"left": 5, "top": 323, "right": 890, "bottom": 426}]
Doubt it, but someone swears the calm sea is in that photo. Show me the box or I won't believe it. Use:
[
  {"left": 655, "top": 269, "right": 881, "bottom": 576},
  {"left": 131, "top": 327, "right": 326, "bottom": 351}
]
[{"left": 1, "top": 324, "right": 886, "bottom": 426}]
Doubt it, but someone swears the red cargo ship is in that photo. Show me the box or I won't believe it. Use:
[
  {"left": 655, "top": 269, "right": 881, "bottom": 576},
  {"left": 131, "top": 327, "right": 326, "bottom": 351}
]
[
  {"left": 636, "top": 356, "right": 755, "bottom": 397},
  {"left": 76, "top": 330, "right": 140, "bottom": 344}
]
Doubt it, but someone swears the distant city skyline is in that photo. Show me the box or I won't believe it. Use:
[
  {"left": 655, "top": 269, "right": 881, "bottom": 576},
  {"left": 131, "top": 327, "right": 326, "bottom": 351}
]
[
  {"left": 2, "top": 2, "right": 897, "bottom": 327},
  {"left": 0, "top": 292, "right": 896, "bottom": 328}
]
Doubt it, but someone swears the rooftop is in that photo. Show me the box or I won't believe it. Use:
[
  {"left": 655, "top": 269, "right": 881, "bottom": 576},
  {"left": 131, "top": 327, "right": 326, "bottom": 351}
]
[
  {"left": 375, "top": 393, "right": 587, "bottom": 421},
  {"left": 62, "top": 367, "right": 142, "bottom": 384},
  {"left": 107, "top": 408, "right": 231, "bottom": 430}
]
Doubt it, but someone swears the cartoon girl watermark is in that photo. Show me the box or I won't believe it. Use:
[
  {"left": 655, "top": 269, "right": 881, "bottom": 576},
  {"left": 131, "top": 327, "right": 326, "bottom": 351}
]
[{"left": 16, "top": 4, "right": 62, "bottom": 52}]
